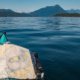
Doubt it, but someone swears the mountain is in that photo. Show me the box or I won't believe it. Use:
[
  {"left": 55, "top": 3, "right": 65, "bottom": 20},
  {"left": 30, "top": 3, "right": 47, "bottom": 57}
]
[
  {"left": 0, "top": 9, "right": 30, "bottom": 17},
  {"left": 0, "top": 9, "right": 15, "bottom": 13},
  {"left": 29, "top": 5, "right": 67, "bottom": 17},
  {"left": 0, "top": 5, "right": 80, "bottom": 17},
  {"left": 67, "top": 9, "right": 80, "bottom": 14}
]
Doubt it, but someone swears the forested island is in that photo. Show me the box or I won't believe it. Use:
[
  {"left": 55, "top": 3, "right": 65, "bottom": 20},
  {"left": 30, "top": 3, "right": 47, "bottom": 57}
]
[{"left": 55, "top": 13, "right": 80, "bottom": 17}]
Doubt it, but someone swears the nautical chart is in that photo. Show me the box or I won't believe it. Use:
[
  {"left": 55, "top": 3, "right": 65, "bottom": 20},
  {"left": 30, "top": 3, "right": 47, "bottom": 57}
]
[{"left": 0, "top": 44, "right": 36, "bottom": 79}]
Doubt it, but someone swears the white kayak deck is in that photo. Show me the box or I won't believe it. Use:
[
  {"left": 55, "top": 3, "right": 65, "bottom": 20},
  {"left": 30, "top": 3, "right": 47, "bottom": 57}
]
[{"left": 0, "top": 43, "right": 36, "bottom": 79}]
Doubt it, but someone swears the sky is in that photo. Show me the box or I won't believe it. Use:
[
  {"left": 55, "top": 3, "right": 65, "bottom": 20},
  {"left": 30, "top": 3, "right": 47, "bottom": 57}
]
[{"left": 0, "top": 0, "right": 80, "bottom": 12}]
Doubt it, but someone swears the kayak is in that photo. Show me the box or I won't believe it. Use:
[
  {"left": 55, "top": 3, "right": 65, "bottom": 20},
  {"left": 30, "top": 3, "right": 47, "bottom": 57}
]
[{"left": 0, "top": 32, "right": 44, "bottom": 80}]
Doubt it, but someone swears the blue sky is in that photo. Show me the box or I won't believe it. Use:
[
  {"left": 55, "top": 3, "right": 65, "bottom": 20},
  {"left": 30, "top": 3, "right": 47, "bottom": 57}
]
[{"left": 0, "top": 0, "right": 80, "bottom": 12}]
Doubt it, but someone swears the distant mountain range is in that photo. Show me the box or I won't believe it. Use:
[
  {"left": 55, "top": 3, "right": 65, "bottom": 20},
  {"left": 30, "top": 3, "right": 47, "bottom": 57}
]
[
  {"left": 0, "top": 5, "right": 80, "bottom": 17},
  {"left": 0, "top": 9, "right": 30, "bottom": 17},
  {"left": 67, "top": 9, "right": 80, "bottom": 14}
]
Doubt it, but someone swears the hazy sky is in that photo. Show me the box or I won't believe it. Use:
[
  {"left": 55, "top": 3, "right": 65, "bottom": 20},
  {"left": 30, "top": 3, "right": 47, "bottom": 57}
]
[{"left": 0, "top": 0, "right": 80, "bottom": 12}]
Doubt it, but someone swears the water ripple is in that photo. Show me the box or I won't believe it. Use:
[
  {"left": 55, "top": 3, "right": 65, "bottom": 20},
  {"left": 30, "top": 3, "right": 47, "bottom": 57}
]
[{"left": 0, "top": 17, "right": 80, "bottom": 80}]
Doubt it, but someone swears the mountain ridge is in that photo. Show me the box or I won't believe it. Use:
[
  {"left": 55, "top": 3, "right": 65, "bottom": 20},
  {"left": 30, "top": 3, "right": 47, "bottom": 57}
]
[
  {"left": 0, "top": 9, "right": 30, "bottom": 17},
  {"left": 67, "top": 9, "right": 80, "bottom": 13},
  {"left": 0, "top": 5, "right": 80, "bottom": 17},
  {"left": 29, "top": 5, "right": 67, "bottom": 17}
]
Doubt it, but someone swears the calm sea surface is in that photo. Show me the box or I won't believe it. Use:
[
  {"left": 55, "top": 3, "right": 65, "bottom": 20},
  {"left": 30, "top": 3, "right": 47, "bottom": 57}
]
[{"left": 0, "top": 17, "right": 80, "bottom": 80}]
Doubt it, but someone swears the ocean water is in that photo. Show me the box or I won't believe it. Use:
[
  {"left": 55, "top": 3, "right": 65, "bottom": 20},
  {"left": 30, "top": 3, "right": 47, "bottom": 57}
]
[{"left": 0, "top": 17, "right": 80, "bottom": 80}]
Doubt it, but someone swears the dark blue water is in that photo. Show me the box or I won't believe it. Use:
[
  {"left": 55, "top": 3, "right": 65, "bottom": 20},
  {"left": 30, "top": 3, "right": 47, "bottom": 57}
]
[{"left": 0, "top": 17, "right": 80, "bottom": 80}]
